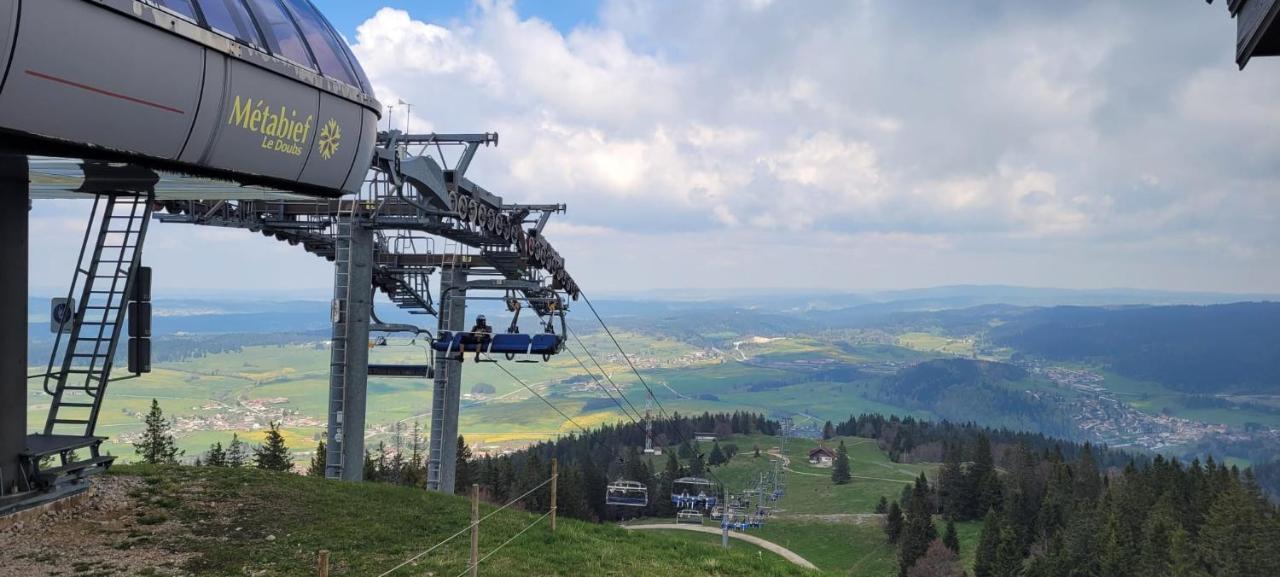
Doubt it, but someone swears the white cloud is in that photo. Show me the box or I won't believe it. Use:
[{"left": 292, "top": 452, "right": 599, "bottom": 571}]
[
  {"left": 30, "top": 1, "right": 1280, "bottom": 295},
  {"left": 332, "top": 0, "right": 1280, "bottom": 293}
]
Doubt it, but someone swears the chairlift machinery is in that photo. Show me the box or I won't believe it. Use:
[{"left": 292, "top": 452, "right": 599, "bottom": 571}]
[{"left": 0, "top": 1, "right": 584, "bottom": 514}]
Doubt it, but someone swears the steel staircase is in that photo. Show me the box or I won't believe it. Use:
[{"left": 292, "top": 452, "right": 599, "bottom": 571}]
[{"left": 26, "top": 193, "right": 152, "bottom": 493}]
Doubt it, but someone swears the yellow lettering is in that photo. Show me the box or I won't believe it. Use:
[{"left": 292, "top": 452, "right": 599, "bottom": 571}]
[
  {"left": 300, "top": 115, "right": 313, "bottom": 143},
  {"left": 229, "top": 95, "right": 252, "bottom": 127},
  {"left": 228, "top": 96, "right": 317, "bottom": 156}
]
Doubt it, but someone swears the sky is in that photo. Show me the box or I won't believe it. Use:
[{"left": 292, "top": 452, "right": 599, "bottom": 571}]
[{"left": 26, "top": 0, "right": 1280, "bottom": 297}]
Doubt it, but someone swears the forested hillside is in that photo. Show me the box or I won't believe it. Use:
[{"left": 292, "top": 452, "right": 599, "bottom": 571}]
[
  {"left": 832, "top": 414, "right": 1280, "bottom": 577},
  {"left": 871, "top": 359, "right": 1077, "bottom": 439},
  {"left": 992, "top": 303, "right": 1280, "bottom": 394}
]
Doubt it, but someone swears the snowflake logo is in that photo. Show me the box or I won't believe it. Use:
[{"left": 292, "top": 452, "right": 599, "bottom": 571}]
[{"left": 318, "top": 118, "right": 341, "bottom": 160}]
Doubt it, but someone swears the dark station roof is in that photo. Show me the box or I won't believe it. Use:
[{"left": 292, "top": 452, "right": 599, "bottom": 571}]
[{"left": 149, "top": 0, "right": 373, "bottom": 94}]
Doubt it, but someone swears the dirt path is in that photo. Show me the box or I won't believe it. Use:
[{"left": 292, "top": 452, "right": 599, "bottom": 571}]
[
  {"left": 623, "top": 524, "right": 819, "bottom": 570},
  {"left": 0, "top": 476, "right": 196, "bottom": 576}
]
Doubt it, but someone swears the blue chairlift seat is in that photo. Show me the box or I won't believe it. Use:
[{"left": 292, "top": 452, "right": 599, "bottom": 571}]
[
  {"left": 432, "top": 331, "right": 563, "bottom": 358},
  {"left": 490, "top": 333, "right": 531, "bottom": 353}
]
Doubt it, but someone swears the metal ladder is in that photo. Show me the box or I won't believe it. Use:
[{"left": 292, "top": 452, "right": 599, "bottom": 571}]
[
  {"left": 427, "top": 240, "right": 464, "bottom": 490},
  {"left": 325, "top": 197, "right": 358, "bottom": 479},
  {"left": 42, "top": 194, "right": 152, "bottom": 437}
]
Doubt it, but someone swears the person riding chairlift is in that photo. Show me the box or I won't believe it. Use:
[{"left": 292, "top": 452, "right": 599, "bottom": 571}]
[{"left": 466, "top": 314, "right": 493, "bottom": 362}]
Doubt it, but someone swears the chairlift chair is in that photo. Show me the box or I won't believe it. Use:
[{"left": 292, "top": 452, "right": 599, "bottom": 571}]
[
  {"left": 605, "top": 480, "right": 649, "bottom": 507},
  {"left": 367, "top": 314, "right": 434, "bottom": 378},
  {"left": 431, "top": 294, "right": 567, "bottom": 363},
  {"left": 676, "top": 509, "right": 705, "bottom": 525},
  {"left": 671, "top": 477, "right": 718, "bottom": 510}
]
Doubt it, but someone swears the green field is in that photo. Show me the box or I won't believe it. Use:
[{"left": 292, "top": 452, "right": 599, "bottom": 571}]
[
  {"left": 895, "top": 332, "right": 974, "bottom": 356},
  {"left": 27, "top": 333, "right": 945, "bottom": 465},
  {"left": 708, "top": 435, "right": 927, "bottom": 516}
]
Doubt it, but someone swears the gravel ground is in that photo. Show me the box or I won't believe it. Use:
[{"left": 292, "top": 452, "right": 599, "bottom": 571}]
[{"left": 0, "top": 476, "right": 197, "bottom": 577}]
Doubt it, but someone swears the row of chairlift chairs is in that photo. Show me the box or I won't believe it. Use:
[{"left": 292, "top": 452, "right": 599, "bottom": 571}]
[
  {"left": 606, "top": 476, "right": 719, "bottom": 523},
  {"left": 605, "top": 475, "right": 780, "bottom": 530},
  {"left": 431, "top": 296, "right": 567, "bottom": 362},
  {"left": 604, "top": 476, "right": 719, "bottom": 511},
  {"left": 369, "top": 292, "right": 568, "bottom": 378}
]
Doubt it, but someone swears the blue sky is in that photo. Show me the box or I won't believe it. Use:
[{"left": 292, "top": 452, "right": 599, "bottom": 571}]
[{"left": 311, "top": 0, "right": 600, "bottom": 38}]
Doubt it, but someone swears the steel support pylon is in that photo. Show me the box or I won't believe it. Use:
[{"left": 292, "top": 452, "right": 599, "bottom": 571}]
[
  {"left": 427, "top": 267, "right": 466, "bottom": 492},
  {"left": 325, "top": 213, "right": 374, "bottom": 481},
  {"left": 0, "top": 155, "right": 27, "bottom": 500}
]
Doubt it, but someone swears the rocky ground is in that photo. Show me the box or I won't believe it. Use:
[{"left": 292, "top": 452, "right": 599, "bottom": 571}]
[{"left": 0, "top": 476, "right": 197, "bottom": 577}]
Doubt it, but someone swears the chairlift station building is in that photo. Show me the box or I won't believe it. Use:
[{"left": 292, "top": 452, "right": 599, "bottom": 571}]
[{"left": 0, "top": 0, "right": 578, "bottom": 515}]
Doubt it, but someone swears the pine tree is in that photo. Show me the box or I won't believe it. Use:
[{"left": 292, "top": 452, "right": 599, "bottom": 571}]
[
  {"left": 1167, "top": 526, "right": 1207, "bottom": 577},
  {"left": 253, "top": 421, "right": 293, "bottom": 472},
  {"left": 938, "top": 443, "right": 964, "bottom": 519},
  {"left": 495, "top": 456, "right": 516, "bottom": 502},
  {"left": 133, "top": 399, "right": 183, "bottom": 465},
  {"left": 227, "top": 433, "right": 248, "bottom": 467},
  {"left": 203, "top": 442, "right": 227, "bottom": 467},
  {"left": 900, "top": 473, "right": 938, "bottom": 576},
  {"left": 969, "top": 434, "right": 1002, "bottom": 517},
  {"left": 822, "top": 421, "right": 835, "bottom": 440},
  {"left": 885, "top": 501, "right": 905, "bottom": 543},
  {"left": 943, "top": 519, "right": 960, "bottom": 554},
  {"left": 974, "top": 510, "right": 1000, "bottom": 577},
  {"left": 992, "top": 523, "right": 1023, "bottom": 577},
  {"left": 307, "top": 440, "right": 326, "bottom": 477},
  {"left": 455, "top": 436, "right": 473, "bottom": 493},
  {"left": 1137, "top": 502, "right": 1177, "bottom": 577},
  {"left": 832, "top": 440, "right": 852, "bottom": 484},
  {"left": 1099, "top": 504, "right": 1135, "bottom": 577},
  {"left": 876, "top": 495, "right": 889, "bottom": 514},
  {"left": 520, "top": 453, "right": 548, "bottom": 511},
  {"left": 708, "top": 441, "right": 727, "bottom": 466},
  {"left": 363, "top": 448, "right": 379, "bottom": 481},
  {"left": 407, "top": 421, "right": 425, "bottom": 487},
  {"left": 1074, "top": 443, "right": 1102, "bottom": 503}
]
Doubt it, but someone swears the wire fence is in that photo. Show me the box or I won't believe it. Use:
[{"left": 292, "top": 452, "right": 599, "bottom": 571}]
[
  {"left": 450, "top": 510, "right": 553, "bottom": 577},
  {"left": 374, "top": 474, "right": 557, "bottom": 577}
]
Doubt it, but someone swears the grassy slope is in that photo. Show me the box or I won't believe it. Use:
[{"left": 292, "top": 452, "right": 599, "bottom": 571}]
[
  {"left": 110, "top": 464, "right": 818, "bottom": 577},
  {"left": 698, "top": 435, "right": 981, "bottom": 576}
]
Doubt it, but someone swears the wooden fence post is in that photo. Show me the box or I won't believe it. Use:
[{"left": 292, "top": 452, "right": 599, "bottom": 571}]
[
  {"left": 471, "top": 484, "right": 480, "bottom": 577},
  {"left": 316, "top": 550, "right": 329, "bottom": 577},
  {"left": 550, "top": 458, "right": 558, "bottom": 533}
]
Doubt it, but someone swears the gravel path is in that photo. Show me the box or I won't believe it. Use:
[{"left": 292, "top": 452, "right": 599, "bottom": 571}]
[
  {"left": 0, "top": 476, "right": 196, "bottom": 576},
  {"left": 623, "top": 523, "right": 819, "bottom": 570}
]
